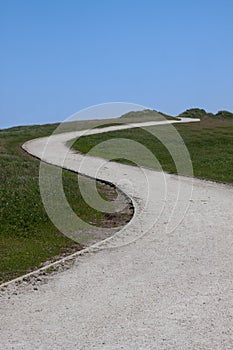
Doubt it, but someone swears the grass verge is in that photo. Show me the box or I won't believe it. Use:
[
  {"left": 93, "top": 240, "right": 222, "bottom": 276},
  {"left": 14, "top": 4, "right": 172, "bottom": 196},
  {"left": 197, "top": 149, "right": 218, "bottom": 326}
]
[
  {"left": 72, "top": 117, "right": 233, "bottom": 184},
  {"left": 0, "top": 123, "right": 131, "bottom": 283}
]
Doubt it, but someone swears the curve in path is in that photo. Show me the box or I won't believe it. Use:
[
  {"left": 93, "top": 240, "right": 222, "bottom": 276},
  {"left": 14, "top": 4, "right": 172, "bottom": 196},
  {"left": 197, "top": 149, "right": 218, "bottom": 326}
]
[
  {"left": 1, "top": 117, "right": 233, "bottom": 349},
  {"left": 22, "top": 117, "right": 199, "bottom": 250}
]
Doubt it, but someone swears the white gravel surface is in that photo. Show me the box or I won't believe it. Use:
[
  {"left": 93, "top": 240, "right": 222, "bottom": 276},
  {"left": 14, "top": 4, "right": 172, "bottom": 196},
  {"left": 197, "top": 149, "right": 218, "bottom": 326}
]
[{"left": 1, "top": 118, "right": 233, "bottom": 349}]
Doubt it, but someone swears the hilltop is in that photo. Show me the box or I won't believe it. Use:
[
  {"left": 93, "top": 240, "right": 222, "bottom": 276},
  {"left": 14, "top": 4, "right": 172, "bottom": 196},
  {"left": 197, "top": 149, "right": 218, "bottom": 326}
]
[{"left": 178, "top": 108, "right": 233, "bottom": 120}]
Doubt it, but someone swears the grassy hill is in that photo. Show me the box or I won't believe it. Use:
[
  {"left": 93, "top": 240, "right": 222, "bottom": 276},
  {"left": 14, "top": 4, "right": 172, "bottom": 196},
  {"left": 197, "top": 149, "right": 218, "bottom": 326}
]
[
  {"left": 73, "top": 109, "right": 233, "bottom": 183},
  {"left": 1, "top": 107, "right": 233, "bottom": 282},
  {"left": 120, "top": 109, "right": 178, "bottom": 121},
  {"left": 0, "top": 123, "right": 131, "bottom": 283}
]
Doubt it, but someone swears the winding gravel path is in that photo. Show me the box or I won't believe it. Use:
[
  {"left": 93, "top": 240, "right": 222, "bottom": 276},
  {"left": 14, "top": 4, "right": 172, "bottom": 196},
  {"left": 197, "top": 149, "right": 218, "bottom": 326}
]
[{"left": 1, "top": 118, "right": 233, "bottom": 350}]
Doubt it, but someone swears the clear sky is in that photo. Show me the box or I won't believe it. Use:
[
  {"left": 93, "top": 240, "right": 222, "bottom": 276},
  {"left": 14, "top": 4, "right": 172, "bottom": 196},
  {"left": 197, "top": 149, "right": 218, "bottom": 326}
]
[{"left": 1, "top": 0, "right": 233, "bottom": 128}]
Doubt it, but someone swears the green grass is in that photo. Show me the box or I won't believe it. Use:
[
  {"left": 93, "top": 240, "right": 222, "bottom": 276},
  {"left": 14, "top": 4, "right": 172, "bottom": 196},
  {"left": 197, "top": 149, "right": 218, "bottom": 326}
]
[
  {"left": 1, "top": 110, "right": 233, "bottom": 283},
  {"left": 72, "top": 117, "right": 233, "bottom": 184},
  {"left": 0, "top": 123, "right": 126, "bottom": 283},
  {"left": 120, "top": 109, "right": 178, "bottom": 121}
]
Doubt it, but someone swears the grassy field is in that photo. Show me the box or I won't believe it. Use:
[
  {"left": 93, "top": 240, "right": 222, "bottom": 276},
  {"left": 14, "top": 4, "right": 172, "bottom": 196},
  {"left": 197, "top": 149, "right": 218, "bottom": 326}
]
[
  {"left": 0, "top": 111, "right": 171, "bottom": 283},
  {"left": 0, "top": 123, "right": 131, "bottom": 284},
  {"left": 1, "top": 109, "right": 232, "bottom": 283},
  {"left": 73, "top": 115, "right": 233, "bottom": 184}
]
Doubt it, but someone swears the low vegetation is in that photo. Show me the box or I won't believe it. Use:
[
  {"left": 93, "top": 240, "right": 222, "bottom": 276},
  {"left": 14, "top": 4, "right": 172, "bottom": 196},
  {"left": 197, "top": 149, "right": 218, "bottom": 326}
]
[
  {"left": 119, "top": 109, "right": 178, "bottom": 121},
  {"left": 178, "top": 108, "right": 233, "bottom": 120},
  {"left": 73, "top": 110, "right": 233, "bottom": 184},
  {"left": 0, "top": 123, "right": 131, "bottom": 283},
  {"left": 1, "top": 108, "right": 233, "bottom": 282}
]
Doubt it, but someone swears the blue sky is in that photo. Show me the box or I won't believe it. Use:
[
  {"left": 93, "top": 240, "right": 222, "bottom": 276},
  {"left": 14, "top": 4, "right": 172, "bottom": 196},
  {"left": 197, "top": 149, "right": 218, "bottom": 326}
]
[{"left": 1, "top": 0, "right": 233, "bottom": 128}]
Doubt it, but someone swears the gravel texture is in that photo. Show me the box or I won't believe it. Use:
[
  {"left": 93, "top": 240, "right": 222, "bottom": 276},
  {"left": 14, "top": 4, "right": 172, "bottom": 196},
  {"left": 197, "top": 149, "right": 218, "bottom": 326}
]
[{"left": 1, "top": 118, "right": 233, "bottom": 350}]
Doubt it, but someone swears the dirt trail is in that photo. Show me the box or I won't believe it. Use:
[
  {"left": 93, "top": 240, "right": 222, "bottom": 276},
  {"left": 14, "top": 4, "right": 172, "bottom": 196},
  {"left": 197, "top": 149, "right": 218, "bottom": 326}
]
[{"left": 1, "top": 118, "right": 233, "bottom": 350}]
